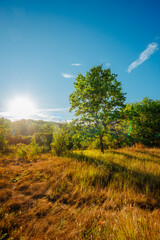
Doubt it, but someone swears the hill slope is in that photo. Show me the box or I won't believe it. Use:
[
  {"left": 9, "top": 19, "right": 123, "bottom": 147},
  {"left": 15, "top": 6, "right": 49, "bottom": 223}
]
[{"left": 0, "top": 147, "right": 160, "bottom": 239}]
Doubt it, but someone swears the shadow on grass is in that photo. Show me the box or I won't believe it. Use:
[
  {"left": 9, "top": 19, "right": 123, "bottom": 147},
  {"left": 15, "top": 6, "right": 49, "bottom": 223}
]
[
  {"left": 68, "top": 152, "right": 160, "bottom": 204},
  {"left": 107, "top": 150, "right": 160, "bottom": 165},
  {"left": 133, "top": 149, "right": 160, "bottom": 160}
]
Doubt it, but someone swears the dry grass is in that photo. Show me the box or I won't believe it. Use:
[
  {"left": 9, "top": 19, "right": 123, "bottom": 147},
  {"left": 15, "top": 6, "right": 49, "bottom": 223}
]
[{"left": 0, "top": 147, "right": 160, "bottom": 239}]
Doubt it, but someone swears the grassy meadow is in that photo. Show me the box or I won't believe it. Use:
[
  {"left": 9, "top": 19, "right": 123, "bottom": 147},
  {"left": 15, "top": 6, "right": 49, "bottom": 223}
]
[{"left": 0, "top": 146, "right": 160, "bottom": 239}]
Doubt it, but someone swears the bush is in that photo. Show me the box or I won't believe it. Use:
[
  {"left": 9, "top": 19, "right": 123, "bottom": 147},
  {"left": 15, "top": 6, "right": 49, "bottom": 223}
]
[
  {"left": 33, "top": 133, "right": 53, "bottom": 152},
  {"left": 51, "top": 126, "right": 72, "bottom": 156},
  {"left": 0, "top": 128, "right": 8, "bottom": 153},
  {"left": 17, "top": 141, "right": 41, "bottom": 160},
  {"left": 29, "top": 140, "right": 41, "bottom": 156},
  {"left": 17, "top": 143, "right": 29, "bottom": 160}
]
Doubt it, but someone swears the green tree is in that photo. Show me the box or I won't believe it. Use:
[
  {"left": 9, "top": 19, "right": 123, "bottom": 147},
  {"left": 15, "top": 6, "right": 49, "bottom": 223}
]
[
  {"left": 124, "top": 97, "right": 160, "bottom": 146},
  {"left": 69, "top": 65, "right": 126, "bottom": 152},
  {"left": 33, "top": 132, "right": 53, "bottom": 152}
]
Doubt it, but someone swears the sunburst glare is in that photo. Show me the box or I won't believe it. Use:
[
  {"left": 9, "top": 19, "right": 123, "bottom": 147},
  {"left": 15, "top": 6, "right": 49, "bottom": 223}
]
[{"left": 8, "top": 96, "right": 36, "bottom": 120}]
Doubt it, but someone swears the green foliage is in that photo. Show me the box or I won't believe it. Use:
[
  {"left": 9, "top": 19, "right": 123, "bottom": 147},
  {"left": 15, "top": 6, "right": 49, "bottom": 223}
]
[
  {"left": 0, "top": 118, "right": 12, "bottom": 129},
  {"left": 51, "top": 125, "right": 72, "bottom": 156},
  {"left": 0, "top": 118, "right": 12, "bottom": 153},
  {"left": 0, "top": 128, "right": 8, "bottom": 153},
  {"left": 17, "top": 141, "right": 41, "bottom": 160},
  {"left": 105, "top": 119, "right": 134, "bottom": 148},
  {"left": 12, "top": 119, "right": 59, "bottom": 136},
  {"left": 67, "top": 121, "right": 95, "bottom": 150},
  {"left": 12, "top": 119, "right": 37, "bottom": 136},
  {"left": 17, "top": 143, "right": 29, "bottom": 160},
  {"left": 69, "top": 65, "right": 126, "bottom": 152},
  {"left": 38, "top": 122, "right": 54, "bottom": 133},
  {"left": 124, "top": 97, "right": 160, "bottom": 146},
  {"left": 33, "top": 132, "right": 53, "bottom": 152},
  {"left": 29, "top": 140, "right": 41, "bottom": 156}
]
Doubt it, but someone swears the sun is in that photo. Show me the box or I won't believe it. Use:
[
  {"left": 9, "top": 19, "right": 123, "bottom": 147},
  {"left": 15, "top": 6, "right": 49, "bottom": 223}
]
[{"left": 8, "top": 96, "right": 36, "bottom": 119}]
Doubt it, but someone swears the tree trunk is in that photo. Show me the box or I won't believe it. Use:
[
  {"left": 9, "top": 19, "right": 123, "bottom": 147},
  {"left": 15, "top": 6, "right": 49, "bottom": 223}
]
[{"left": 100, "top": 135, "right": 104, "bottom": 153}]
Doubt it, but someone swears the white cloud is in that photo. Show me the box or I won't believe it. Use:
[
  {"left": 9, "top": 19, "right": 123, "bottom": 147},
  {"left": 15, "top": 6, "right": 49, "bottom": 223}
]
[
  {"left": 127, "top": 42, "right": 159, "bottom": 73},
  {"left": 71, "top": 63, "right": 82, "bottom": 66},
  {"left": 0, "top": 107, "right": 69, "bottom": 122},
  {"left": 36, "top": 107, "right": 69, "bottom": 112},
  {"left": 61, "top": 73, "right": 75, "bottom": 78},
  {"left": 106, "top": 62, "right": 111, "bottom": 67}
]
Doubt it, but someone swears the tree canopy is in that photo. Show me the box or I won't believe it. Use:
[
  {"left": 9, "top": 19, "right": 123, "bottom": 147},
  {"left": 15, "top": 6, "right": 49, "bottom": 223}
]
[{"left": 124, "top": 97, "right": 160, "bottom": 146}]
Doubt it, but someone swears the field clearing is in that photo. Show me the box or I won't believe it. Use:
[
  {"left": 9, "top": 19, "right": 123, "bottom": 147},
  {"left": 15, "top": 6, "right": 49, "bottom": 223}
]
[{"left": 0, "top": 147, "right": 160, "bottom": 239}]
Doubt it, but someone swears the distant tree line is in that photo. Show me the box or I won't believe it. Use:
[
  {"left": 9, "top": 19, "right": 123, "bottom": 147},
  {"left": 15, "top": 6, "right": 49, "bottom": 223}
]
[{"left": 0, "top": 97, "right": 160, "bottom": 155}]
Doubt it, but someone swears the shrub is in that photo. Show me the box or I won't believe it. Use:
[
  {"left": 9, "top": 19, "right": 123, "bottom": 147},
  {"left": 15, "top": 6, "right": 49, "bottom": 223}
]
[
  {"left": 51, "top": 126, "right": 72, "bottom": 156},
  {"left": 29, "top": 140, "right": 41, "bottom": 156},
  {"left": 0, "top": 128, "right": 8, "bottom": 153},
  {"left": 17, "top": 143, "right": 29, "bottom": 160},
  {"left": 33, "top": 133, "right": 53, "bottom": 152},
  {"left": 17, "top": 141, "right": 41, "bottom": 160}
]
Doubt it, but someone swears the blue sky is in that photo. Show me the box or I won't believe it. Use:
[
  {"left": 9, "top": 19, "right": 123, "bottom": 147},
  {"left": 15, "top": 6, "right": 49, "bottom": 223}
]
[{"left": 0, "top": 0, "right": 160, "bottom": 121}]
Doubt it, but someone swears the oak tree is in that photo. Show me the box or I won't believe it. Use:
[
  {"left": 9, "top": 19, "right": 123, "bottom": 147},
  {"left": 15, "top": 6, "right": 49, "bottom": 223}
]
[{"left": 69, "top": 65, "right": 126, "bottom": 152}]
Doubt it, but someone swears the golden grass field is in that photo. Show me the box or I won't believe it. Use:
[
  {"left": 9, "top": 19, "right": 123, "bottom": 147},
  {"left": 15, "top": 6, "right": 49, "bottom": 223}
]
[{"left": 0, "top": 147, "right": 160, "bottom": 239}]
